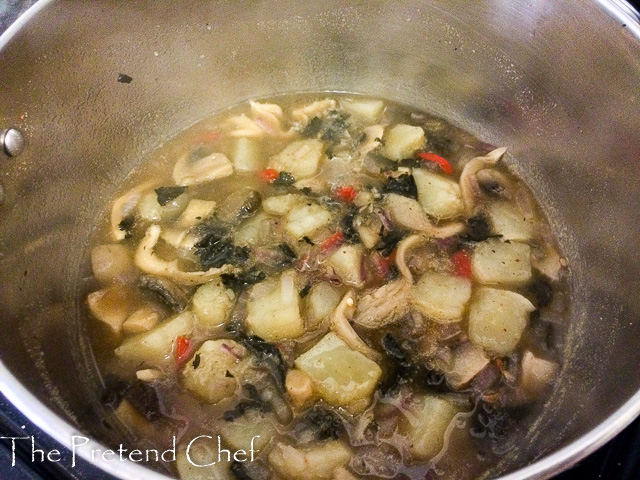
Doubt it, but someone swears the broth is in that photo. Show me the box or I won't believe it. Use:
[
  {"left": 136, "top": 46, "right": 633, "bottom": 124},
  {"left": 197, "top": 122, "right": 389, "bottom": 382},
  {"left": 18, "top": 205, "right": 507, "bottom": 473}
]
[{"left": 82, "top": 94, "right": 569, "bottom": 480}]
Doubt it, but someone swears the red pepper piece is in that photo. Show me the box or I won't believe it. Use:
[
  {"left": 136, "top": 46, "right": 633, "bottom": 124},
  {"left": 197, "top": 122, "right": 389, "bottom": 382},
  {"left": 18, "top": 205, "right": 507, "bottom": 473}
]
[
  {"left": 175, "top": 336, "right": 193, "bottom": 364},
  {"left": 321, "top": 231, "right": 345, "bottom": 253},
  {"left": 259, "top": 168, "right": 279, "bottom": 183},
  {"left": 335, "top": 186, "right": 358, "bottom": 203},
  {"left": 451, "top": 250, "right": 472, "bottom": 278},
  {"left": 370, "top": 249, "right": 396, "bottom": 280},
  {"left": 418, "top": 152, "right": 454, "bottom": 175},
  {"left": 194, "top": 130, "right": 220, "bottom": 143}
]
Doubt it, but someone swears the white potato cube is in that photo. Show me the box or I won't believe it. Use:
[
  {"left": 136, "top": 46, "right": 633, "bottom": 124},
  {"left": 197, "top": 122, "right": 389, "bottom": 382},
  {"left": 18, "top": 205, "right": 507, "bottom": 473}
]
[
  {"left": 399, "top": 394, "right": 460, "bottom": 460},
  {"left": 269, "top": 441, "right": 351, "bottom": 480},
  {"left": 468, "top": 287, "right": 535, "bottom": 354},
  {"left": 234, "top": 212, "right": 272, "bottom": 247},
  {"left": 294, "top": 333, "right": 382, "bottom": 409},
  {"left": 174, "top": 199, "right": 217, "bottom": 229},
  {"left": 91, "top": 244, "right": 136, "bottom": 284},
  {"left": 381, "top": 124, "right": 426, "bottom": 161},
  {"left": 285, "top": 203, "right": 332, "bottom": 238},
  {"left": 192, "top": 279, "right": 235, "bottom": 328},
  {"left": 339, "top": 98, "right": 385, "bottom": 123},
  {"left": 115, "top": 312, "right": 194, "bottom": 364},
  {"left": 176, "top": 441, "right": 233, "bottom": 480},
  {"left": 181, "top": 339, "right": 247, "bottom": 404},
  {"left": 413, "top": 168, "right": 464, "bottom": 219},
  {"left": 269, "top": 139, "right": 324, "bottom": 178},
  {"left": 219, "top": 409, "right": 277, "bottom": 453},
  {"left": 472, "top": 239, "right": 532, "bottom": 285},
  {"left": 520, "top": 350, "right": 560, "bottom": 396},
  {"left": 262, "top": 193, "right": 305, "bottom": 216},
  {"left": 87, "top": 285, "right": 135, "bottom": 334},
  {"left": 486, "top": 201, "right": 534, "bottom": 241},
  {"left": 326, "top": 244, "right": 364, "bottom": 287},
  {"left": 445, "top": 342, "right": 490, "bottom": 389},
  {"left": 306, "top": 283, "right": 342, "bottom": 328},
  {"left": 232, "top": 137, "right": 263, "bottom": 172},
  {"left": 411, "top": 272, "right": 472, "bottom": 323},
  {"left": 246, "top": 271, "right": 305, "bottom": 341},
  {"left": 122, "top": 306, "right": 160, "bottom": 334}
]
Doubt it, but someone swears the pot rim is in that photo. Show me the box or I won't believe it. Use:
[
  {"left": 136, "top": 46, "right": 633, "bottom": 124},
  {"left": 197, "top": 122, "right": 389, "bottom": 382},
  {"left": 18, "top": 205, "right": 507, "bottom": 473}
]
[{"left": 1, "top": 1, "right": 640, "bottom": 479}]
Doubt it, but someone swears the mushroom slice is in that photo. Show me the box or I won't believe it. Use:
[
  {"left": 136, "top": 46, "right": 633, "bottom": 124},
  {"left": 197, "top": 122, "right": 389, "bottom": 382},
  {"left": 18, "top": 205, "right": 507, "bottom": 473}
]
[
  {"left": 383, "top": 194, "right": 465, "bottom": 238},
  {"left": 395, "top": 234, "right": 428, "bottom": 283},
  {"left": 291, "top": 99, "right": 337, "bottom": 125},
  {"left": 227, "top": 101, "right": 295, "bottom": 138},
  {"left": 173, "top": 151, "right": 233, "bottom": 186},
  {"left": 353, "top": 279, "right": 411, "bottom": 329},
  {"left": 135, "top": 225, "right": 235, "bottom": 285},
  {"left": 110, "top": 181, "right": 156, "bottom": 241},
  {"left": 329, "top": 291, "right": 383, "bottom": 362},
  {"left": 138, "top": 275, "right": 189, "bottom": 312},
  {"left": 459, "top": 147, "right": 507, "bottom": 215}
]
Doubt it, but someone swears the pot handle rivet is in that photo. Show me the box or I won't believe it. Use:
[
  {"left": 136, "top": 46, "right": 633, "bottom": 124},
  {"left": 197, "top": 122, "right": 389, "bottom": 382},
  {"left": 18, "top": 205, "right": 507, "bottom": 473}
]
[{"left": 1, "top": 128, "right": 25, "bottom": 157}]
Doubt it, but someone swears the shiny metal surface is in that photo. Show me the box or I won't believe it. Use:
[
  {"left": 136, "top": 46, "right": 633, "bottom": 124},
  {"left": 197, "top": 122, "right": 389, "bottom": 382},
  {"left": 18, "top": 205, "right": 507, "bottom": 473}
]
[
  {"left": 1, "top": 128, "right": 26, "bottom": 157},
  {"left": 0, "top": 1, "right": 639, "bottom": 479}
]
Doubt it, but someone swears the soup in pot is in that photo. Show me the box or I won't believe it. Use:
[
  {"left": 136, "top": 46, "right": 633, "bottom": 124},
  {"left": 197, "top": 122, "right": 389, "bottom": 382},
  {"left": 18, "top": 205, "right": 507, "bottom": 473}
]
[{"left": 83, "top": 94, "right": 569, "bottom": 479}]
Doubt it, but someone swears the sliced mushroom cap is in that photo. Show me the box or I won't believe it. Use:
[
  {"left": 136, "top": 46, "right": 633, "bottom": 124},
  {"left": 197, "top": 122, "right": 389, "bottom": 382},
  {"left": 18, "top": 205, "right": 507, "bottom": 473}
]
[
  {"left": 459, "top": 147, "right": 507, "bottom": 215},
  {"left": 383, "top": 194, "right": 465, "bottom": 239},
  {"left": 352, "top": 279, "right": 411, "bottom": 329},
  {"left": 330, "top": 291, "right": 383, "bottom": 362},
  {"left": 173, "top": 151, "right": 233, "bottom": 186},
  {"left": 135, "top": 225, "right": 236, "bottom": 285},
  {"left": 110, "top": 181, "right": 156, "bottom": 241},
  {"left": 395, "top": 234, "right": 428, "bottom": 283},
  {"left": 216, "top": 188, "right": 261, "bottom": 224},
  {"left": 138, "top": 275, "right": 189, "bottom": 312}
]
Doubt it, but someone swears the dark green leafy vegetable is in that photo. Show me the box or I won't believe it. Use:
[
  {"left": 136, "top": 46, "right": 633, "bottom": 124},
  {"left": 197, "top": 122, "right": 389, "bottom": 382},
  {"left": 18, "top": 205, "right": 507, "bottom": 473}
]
[
  {"left": 194, "top": 229, "right": 249, "bottom": 269},
  {"left": 299, "top": 283, "right": 312, "bottom": 298},
  {"left": 383, "top": 174, "right": 418, "bottom": 199},
  {"left": 230, "top": 460, "right": 256, "bottom": 480},
  {"left": 118, "top": 217, "right": 135, "bottom": 240},
  {"left": 466, "top": 214, "right": 492, "bottom": 242},
  {"left": 192, "top": 353, "right": 201, "bottom": 369},
  {"left": 239, "top": 335, "right": 287, "bottom": 389},
  {"left": 301, "top": 117, "right": 323, "bottom": 138},
  {"left": 340, "top": 208, "right": 360, "bottom": 244},
  {"left": 154, "top": 186, "right": 187, "bottom": 206},
  {"left": 320, "top": 110, "right": 350, "bottom": 144},
  {"left": 221, "top": 268, "right": 267, "bottom": 291},
  {"left": 375, "top": 230, "right": 405, "bottom": 257},
  {"left": 273, "top": 172, "right": 296, "bottom": 186},
  {"left": 292, "top": 407, "right": 344, "bottom": 442}
]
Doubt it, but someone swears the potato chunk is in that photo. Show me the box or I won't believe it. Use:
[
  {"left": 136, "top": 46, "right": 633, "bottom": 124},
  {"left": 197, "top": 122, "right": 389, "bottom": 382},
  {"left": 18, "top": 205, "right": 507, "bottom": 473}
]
[
  {"left": 219, "top": 409, "right": 277, "bottom": 453},
  {"left": 91, "top": 244, "right": 136, "bottom": 284},
  {"left": 115, "top": 311, "right": 194, "bottom": 364},
  {"left": 246, "top": 270, "right": 305, "bottom": 341},
  {"left": 468, "top": 287, "right": 535, "bottom": 354},
  {"left": 326, "top": 244, "right": 364, "bottom": 287},
  {"left": 181, "top": 339, "right": 247, "bottom": 403},
  {"left": 87, "top": 284, "right": 136, "bottom": 334},
  {"left": 472, "top": 239, "right": 532, "bottom": 285},
  {"left": 413, "top": 168, "right": 464, "bottom": 219},
  {"left": 269, "top": 441, "right": 351, "bottom": 480},
  {"left": 191, "top": 279, "right": 235, "bottom": 328},
  {"left": 399, "top": 394, "right": 460, "bottom": 460},
  {"left": 262, "top": 193, "right": 305, "bottom": 216},
  {"left": 232, "top": 137, "right": 263, "bottom": 172},
  {"left": 381, "top": 124, "right": 425, "bottom": 161},
  {"left": 486, "top": 201, "right": 534, "bottom": 241},
  {"left": 411, "top": 272, "right": 472, "bottom": 323},
  {"left": 305, "top": 283, "right": 342, "bottom": 328},
  {"left": 176, "top": 440, "right": 233, "bottom": 480},
  {"left": 269, "top": 139, "right": 324, "bottom": 178},
  {"left": 285, "top": 203, "right": 332, "bottom": 238},
  {"left": 339, "top": 98, "right": 385, "bottom": 123},
  {"left": 294, "top": 333, "right": 382, "bottom": 410}
]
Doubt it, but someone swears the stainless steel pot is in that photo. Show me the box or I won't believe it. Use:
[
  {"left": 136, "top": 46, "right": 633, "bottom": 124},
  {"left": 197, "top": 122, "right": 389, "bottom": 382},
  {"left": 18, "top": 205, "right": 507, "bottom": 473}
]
[{"left": 1, "top": 1, "right": 639, "bottom": 478}]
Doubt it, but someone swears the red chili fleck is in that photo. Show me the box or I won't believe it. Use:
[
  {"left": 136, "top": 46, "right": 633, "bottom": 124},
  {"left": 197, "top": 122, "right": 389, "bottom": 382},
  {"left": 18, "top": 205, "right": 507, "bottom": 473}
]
[
  {"left": 335, "top": 186, "right": 358, "bottom": 203},
  {"left": 371, "top": 250, "right": 396, "bottom": 279},
  {"left": 451, "top": 250, "right": 473, "bottom": 278},
  {"left": 418, "top": 152, "right": 454, "bottom": 175},
  {"left": 194, "top": 130, "right": 220, "bottom": 143},
  {"left": 175, "top": 336, "right": 193, "bottom": 364},
  {"left": 259, "top": 168, "right": 279, "bottom": 183},
  {"left": 321, "top": 231, "right": 345, "bottom": 253}
]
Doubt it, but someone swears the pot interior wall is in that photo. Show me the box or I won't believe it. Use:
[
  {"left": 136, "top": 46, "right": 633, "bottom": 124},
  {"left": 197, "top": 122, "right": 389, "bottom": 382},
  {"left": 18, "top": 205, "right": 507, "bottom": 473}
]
[{"left": 1, "top": 1, "right": 639, "bottom": 477}]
